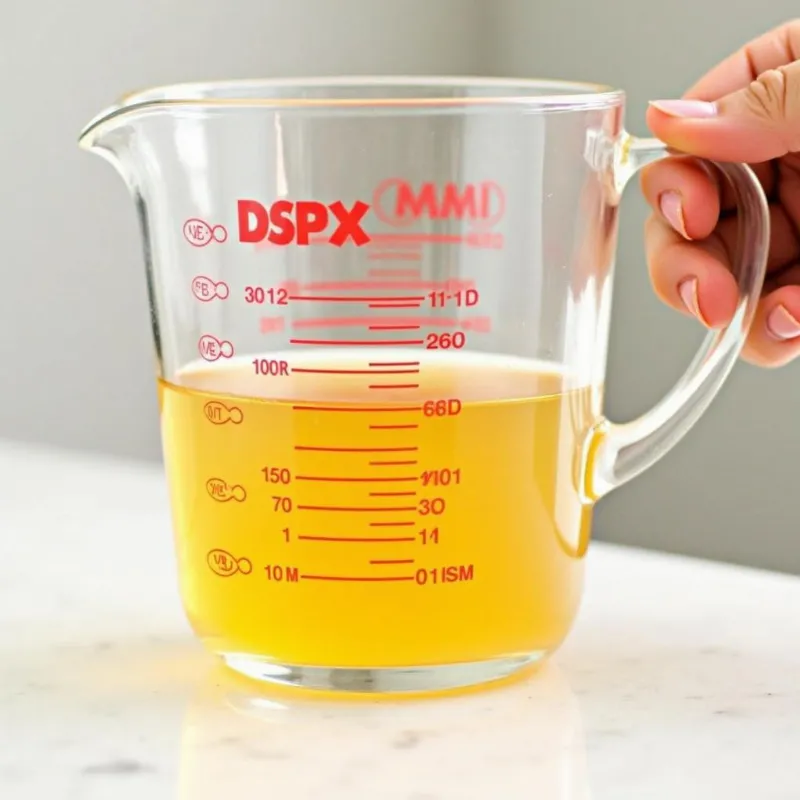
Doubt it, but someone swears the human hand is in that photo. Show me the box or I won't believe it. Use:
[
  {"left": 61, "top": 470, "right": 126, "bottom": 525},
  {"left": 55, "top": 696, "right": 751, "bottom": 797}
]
[{"left": 643, "top": 20, "right": 800, "bottom": 367}]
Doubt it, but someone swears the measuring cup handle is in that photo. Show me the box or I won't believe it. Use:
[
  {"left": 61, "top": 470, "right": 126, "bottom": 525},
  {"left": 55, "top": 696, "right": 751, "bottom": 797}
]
[{"left": 584, "top": 134, "right": 770, "bottom": 500}]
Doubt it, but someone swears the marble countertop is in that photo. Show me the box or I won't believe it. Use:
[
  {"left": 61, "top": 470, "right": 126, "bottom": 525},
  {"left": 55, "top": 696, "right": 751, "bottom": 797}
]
[{"left": 2, "top": 439, "right": 800, "bottom": 799}]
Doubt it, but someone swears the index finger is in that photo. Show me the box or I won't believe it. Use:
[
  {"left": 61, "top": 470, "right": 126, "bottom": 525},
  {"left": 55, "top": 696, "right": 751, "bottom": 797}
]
[{"left": 685, "top": 19, "right": 800, "bottom": 100}]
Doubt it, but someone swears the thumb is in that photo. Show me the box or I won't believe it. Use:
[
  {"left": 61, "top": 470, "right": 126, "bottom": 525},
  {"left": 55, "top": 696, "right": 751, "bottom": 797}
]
[{"left": 646, "top": 61, "right": 800, "bottom": 162}]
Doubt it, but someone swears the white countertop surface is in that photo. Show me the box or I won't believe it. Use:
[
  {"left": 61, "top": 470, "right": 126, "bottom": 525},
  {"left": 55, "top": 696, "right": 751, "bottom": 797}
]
[{"left": 2, "top": 439, "right": 800, "bottom": 799}]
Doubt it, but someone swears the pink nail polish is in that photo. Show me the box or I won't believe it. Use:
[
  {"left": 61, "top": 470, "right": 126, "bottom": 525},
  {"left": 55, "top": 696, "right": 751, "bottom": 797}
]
[
  {"left": 678, "top": 277, "right": 708, "bottom": 325},
  {"left": 659, "top": 191, "right": 691, "bottom": 239},
  {"left": 766, "top": 305, "right": 800, "bottom": 340},
  {"left": 649, "top": 99, "right": 718, "bottom": 118}
]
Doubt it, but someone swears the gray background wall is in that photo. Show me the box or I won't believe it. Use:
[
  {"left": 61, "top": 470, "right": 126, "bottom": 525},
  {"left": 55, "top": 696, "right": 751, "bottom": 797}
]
[{"left": 2, "top": 1, "right": 798, "bottom": 574}]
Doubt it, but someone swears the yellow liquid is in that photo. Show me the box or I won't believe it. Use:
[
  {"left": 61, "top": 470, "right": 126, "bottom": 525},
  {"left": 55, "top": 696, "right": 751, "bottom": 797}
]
[{"left": 159, "top": 352, "right": 596, "bottom": 668}]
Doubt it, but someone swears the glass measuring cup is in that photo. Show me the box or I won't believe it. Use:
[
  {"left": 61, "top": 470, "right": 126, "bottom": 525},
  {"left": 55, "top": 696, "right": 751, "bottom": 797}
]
[{"left": 79, "top": 77, "right": 769, "bottom": 693}]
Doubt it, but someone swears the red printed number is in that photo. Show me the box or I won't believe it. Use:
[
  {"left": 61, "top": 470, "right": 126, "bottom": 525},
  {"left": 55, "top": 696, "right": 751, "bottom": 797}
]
[
  {"left": 245, "top": 286, "right": 288, "bottom": 305},
  {"left": 423, "top": 399, "right": 462, "bottom": 417},
  {"left": 263, "top": 467, "right": 291, "bottom": 484},
  {"left": 419, "top": 498, "right": 446, "bottom": 516},
  {"left": 426, "top": 332, "right": 465, "bottom": 350},
  {"left": 272, "top": 496, "right": 293, "bottom": 512},
  {"left": 264, "top": 565, "right": 299, "bottom": 582},
  {"left": 419, "top": 527, "right": 439, "bottom": 545},
  {"left": 428, "top": 289, "right": 480, "bottom": 308},
  {"left": 253, "top": 359, "right": 289, "bottom": 376},
  {"left": 420, "top": 468, "right": 461, "bottom": 486}
]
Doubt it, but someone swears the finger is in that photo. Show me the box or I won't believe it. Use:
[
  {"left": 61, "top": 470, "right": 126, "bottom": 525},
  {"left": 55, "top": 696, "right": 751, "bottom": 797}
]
[
  {"left": 716, "top": 160, "right": 776, "bottom": 212},
  {"left": 646, "top": 60, "right": 800, "bottom": 163},
  {"left": 642, "top": 158, "right": 775, "bottom": 219},
  {"left": 686, "top": 21, "right": 800, "bottom": 100},
  {"left": 742, "top": 283, "right": 800, "bottom": 367},
  {"left": 644, "top": 214, "right": 739, "bottom": 328},
  {"left": 778, "top": 153, "right": 800, "bottom": 228},
  {"left": 640, "top": 156, "right": 720, "bottom": 239},
  {"left": 641, "top": 178, "right": 799, "bottom": 271},
  {"left": 688, "top": 205, "right": 800, "bottom": 273},
  {"left": 766, "top": 261, "right": 800, "bottom": 291}
]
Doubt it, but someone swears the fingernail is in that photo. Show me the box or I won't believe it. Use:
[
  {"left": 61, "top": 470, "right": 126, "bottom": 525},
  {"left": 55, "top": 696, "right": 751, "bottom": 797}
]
[
  {"left": 649, "top": 99, "right": 718, "bottom": 118},
  {"left": 678, "top": 277, "right": 708, "bottom": 325},
  {"left": 766, "top": 304, "right": 800, "bottom": 340},
  {"left": 659, "top": 191, "right": 691, "bottom": 239}
]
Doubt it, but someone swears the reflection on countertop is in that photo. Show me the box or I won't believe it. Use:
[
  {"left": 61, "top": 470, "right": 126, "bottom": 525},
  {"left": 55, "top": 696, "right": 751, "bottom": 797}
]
[{"left": 178, "top": 660, "right": 589, "bottom": 799}]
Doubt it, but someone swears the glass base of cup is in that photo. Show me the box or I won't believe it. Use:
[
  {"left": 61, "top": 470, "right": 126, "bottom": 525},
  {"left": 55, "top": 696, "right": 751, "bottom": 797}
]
[{"left": 220, "top": 651, "right": 547, "bottom": 694}]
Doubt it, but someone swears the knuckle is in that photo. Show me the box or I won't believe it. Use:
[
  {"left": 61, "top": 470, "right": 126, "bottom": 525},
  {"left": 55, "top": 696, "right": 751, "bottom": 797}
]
[
  {"left": 786, "top": 19, "right": 800, "bottom": 48},
  {"left": 643, "top": 212, "right": 662, "bottom": 242},
  {"left": 701, "top": 230, "right": 733, "bottom": 267},
  {"left": 638, "top": 167, "right": 664, "bottom": 205},
  {"left": 744, "top": 69, "right": 789, "bottom": 121},
  {"left": 743, "top": 66, "right": 800, "bottom": 147}
]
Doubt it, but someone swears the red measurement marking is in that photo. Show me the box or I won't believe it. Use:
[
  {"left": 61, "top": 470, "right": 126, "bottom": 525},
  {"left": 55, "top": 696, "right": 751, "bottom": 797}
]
[
  {"left": 370, "top": 232, "right": 504, "bottom": 248},
  {"left": 292, "top": 405, "right": 422, "bottom": 412},
  {"left": 368, "top": 303, "right": 421, "bottom": 309},
  {"left": 370, "top": 424, "right": 419, "bottom": 430},
  {"left": 370, "top": 361, "right": 420, "bottom": 367},
  {"left": 367, "top": 252, "right": 422, "bottom": 261},
  {"left": 290, "top": 339, "right": 425, "bottom": 346},
  {"left": 289, "top": 295, "right": 425, "bottom": 302},
  {"left": 369, "top": 491, "right": 417, "bottom": 497},
  {"left": 297, "top": 505, "right": 417, "bottom": 512},
  {"left": 370, "top": 559, "right": 416, "bottom": 565},
  {"left": 301, "top": 575, "right": 415, "bottom": 582},
  {"left": 292, "top": 367, "right": 419, "bottom": 374},
  {"left": 294, "top": 317, "right": 422, "bottom": 329},
  {"left": 367, "top": 267, "right": 422, "bottom": 277},
  {"left": 368, "top": 384, "right": 420, "bottom": 390},
  {"left": 292, "top": 316, "right": 485, "bottom": 330},
  {"left": 370, "top": 460, "right": 419, "bottom": 466},
  {"left": 371, "top": 233, "right": 466, "bottom": 244},
  {"left": 295, "top": 446, "right": 418, "bottom": 452},
  {"left": 367, "top": 239, "right": 422, "bottom": 249},
  {"left": 296, "top": 475, "right": 418, "bottom": 482},
  {"left": 298, "top": 535, "right": 416, "bottom": 543},
  {"left": 370, "top": 521, "right": 415, "bottom": 527},
  {"left": 419, "top": 318, "right": 457, "bottom": 328},
  {"left": 460, "top": 316, "right": 492, "bottom": 332},
  {"left": 294, "top": 316, "right": 465, "bottom": 329},
  {"left": 368, "top": 325, "right": 421, "bottom": 331},
  {"left": 260, "top": 316, "right": 285, "bottom": 334},
  {"left": 368, "top": 268, "right": 422, "bottom": 277},
  {"left": 300, "top": 281, "right": 441, "bottom": 291},
  {"left": 294, "top": 318, "right": 365, "bottom": 330}
]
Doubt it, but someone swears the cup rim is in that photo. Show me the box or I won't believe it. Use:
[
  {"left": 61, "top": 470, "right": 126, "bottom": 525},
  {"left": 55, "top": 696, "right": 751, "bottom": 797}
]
[
  {"left": 80, "top": 76, "right": 625, "bottom": 145},
  {"left": 119, "top": 75, "right": 624, "bottom": 104}
]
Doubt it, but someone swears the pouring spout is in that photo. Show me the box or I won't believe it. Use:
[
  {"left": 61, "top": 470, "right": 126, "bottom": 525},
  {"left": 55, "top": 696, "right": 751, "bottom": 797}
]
[
  {"left": 79, "top": 81, "right": 214, "bottom": 158},
  {"left": 78, "top": 103, "right": 140, "bottom": 182}
]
